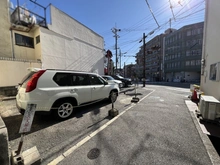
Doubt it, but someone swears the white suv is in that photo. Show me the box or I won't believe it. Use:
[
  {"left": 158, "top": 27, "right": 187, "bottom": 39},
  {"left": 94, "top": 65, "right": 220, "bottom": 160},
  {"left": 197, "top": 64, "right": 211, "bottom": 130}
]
[{"left": 16, "top": 68, "right": 119, "bottom": 120}]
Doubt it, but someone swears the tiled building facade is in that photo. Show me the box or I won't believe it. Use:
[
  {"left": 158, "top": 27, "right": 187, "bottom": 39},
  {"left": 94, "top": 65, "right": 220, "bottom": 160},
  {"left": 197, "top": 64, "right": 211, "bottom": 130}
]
[
  {"left": 164, "top": 22, "right": 204, "bottom": 82},
  {"left": 135, "top": 22, "right": 204, "bottom": 82}
]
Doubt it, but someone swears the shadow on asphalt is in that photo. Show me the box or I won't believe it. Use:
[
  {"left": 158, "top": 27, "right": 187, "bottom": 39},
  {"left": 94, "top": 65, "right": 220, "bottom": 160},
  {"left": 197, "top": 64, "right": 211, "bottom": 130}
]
[
  {"left": 73, "top": 99, "right": 111, "bottom": 118},
  {"left": 145, "top": 82, "right": 194, "bottom": 89},
  {"left": 125, "top": 93, "right": 143, "bottom": 96},
  {"left": 3, "top": 99, "right": 111, "bottom": 141}
]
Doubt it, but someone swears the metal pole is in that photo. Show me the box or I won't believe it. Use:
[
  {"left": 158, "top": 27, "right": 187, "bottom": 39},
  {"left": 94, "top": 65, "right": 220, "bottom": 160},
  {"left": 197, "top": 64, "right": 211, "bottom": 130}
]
[
  {"left": 16, "top": 134, "right": 24, "bottom": 155},
  {"left": 115, "top": 31, "right": 118, "bottom": 72},
  {"left": 124, "top": 62, "right": 125, "bottom": 77},
  {"left": 143, "top": 33, "right": 146, "bottom": 87}
]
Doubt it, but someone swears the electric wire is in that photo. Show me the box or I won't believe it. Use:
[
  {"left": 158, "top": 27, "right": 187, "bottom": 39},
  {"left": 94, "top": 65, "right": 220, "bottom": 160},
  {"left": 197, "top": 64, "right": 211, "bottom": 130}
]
[{"left": 105, "top": 0, "right": 205, "bottom": 65}]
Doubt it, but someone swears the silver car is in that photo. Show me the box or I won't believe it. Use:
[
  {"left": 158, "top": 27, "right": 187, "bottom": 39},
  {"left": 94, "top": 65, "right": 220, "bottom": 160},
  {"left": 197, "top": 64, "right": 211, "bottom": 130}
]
[{"left": 102, "top": 75, "right": 124, "bottom": 88}]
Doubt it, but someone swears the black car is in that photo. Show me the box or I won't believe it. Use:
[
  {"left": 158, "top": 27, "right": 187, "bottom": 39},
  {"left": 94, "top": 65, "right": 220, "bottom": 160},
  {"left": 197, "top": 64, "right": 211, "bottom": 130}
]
[{"left": 111, "top": 75, "right": 132, "bottom": 87}]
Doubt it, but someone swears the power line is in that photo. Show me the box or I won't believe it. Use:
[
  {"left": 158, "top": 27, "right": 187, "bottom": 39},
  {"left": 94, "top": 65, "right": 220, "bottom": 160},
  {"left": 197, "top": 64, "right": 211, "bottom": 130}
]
[{"left": 144, "top": 0, "right": 160, "bottom": 27}]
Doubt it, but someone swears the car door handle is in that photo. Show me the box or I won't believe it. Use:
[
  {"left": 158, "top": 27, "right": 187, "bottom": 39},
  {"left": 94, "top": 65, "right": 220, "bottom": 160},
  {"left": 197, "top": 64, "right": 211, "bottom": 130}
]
[{"left": 93, "top": 87, "right": 96, "bottom": 90}]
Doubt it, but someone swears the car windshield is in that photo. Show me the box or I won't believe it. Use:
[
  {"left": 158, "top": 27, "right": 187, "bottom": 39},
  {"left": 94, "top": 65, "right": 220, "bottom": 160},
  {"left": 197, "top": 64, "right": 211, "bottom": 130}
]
[
  {"left": 116, "top": 75, "right": 124, "bottom": 79},
  {"left": 103, "top": 76, "right": 114, "bottom": 80}
]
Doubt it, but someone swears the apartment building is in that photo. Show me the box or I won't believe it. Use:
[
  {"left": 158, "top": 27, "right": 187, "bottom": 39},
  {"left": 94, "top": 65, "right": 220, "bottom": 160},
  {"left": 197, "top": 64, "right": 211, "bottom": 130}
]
[
  {"left": 164, "top": 22, "right": 204, "bottom": 82},
  {"left": 124, "top": 64, "right": 136, "bottom": 79},
  {"left": 135, "top": 22, "right": 203, "bottom": 83},
  {"left": 136, "top": 33, "right": 166, "bottom": 81}
]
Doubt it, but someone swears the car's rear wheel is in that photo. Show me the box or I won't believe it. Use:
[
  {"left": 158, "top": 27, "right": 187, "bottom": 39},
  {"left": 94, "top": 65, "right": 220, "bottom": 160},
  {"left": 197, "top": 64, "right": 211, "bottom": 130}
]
[{"left": 53, "top": 100, "right": 74, "bottom": 120}]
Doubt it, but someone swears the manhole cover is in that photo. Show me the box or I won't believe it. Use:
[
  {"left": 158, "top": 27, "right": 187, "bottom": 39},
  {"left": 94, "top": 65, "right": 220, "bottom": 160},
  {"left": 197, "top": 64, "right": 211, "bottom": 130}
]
[{"left": 87, "top": 148, "right": 100, "bottom": 159}]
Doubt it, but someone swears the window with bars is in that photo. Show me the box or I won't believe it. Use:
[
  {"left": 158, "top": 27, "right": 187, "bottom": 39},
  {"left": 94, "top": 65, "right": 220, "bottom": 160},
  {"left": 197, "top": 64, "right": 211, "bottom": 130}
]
[
  {"left": 210, "top": 62, "right": 220, "bottom": 81},
  {"left": 15, "top": 33, "right": 34, "bottom": 48}
]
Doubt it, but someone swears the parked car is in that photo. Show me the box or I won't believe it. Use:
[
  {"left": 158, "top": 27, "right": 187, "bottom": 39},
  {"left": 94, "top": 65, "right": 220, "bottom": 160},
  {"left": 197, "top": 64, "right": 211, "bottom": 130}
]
[
  {"left": 111, "top": 75, "right": 132, "bottom": 87},
  {"left": 16, "top": 68, "right": 119, "bottom": 120},
  {"left": 102, "top": 75, "right": 124, "bottom": 88}
]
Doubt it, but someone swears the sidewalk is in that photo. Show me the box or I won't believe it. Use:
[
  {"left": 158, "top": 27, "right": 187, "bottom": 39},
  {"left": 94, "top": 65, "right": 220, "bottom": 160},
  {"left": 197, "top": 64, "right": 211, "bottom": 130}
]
[{"left": 49, "top": 87, "right": 220, "bottom": 165}]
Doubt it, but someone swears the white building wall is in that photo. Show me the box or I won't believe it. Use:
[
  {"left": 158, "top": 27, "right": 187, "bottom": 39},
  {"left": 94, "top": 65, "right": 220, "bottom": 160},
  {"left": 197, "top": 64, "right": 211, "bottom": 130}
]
[
  {"left": 201, "top": 0, "right": 220, "bottom": 100},
  {"left": 41, "top": 5, "right": 104, "bottom": 74}
]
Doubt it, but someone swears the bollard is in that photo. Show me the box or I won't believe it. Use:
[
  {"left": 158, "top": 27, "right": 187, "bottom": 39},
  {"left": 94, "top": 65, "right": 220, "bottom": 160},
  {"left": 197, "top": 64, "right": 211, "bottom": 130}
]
[
  {"left": 108, "top": 92, "right": 119, "bottom": 117},
  {"left": 131, "top": 85, "right": 139, "bottom": 103}
]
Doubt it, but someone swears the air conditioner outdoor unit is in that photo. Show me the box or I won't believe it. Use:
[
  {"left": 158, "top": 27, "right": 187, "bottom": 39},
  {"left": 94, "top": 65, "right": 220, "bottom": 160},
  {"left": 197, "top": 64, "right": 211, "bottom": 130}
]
[{"left": 199, "top": 95, "right": 220, "bottom": 120}]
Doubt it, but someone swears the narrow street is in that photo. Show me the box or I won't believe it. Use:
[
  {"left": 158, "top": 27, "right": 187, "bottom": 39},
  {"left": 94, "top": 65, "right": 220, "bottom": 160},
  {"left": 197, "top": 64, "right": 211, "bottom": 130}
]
[{"left": 1, "top": 83, "right": 220, "bottom": 165}]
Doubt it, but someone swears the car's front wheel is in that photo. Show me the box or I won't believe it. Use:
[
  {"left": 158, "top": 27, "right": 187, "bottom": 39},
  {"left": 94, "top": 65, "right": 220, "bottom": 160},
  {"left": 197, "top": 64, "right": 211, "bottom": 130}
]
[{"left": 53, "top": 100, "right": 74, "bottom": 120}]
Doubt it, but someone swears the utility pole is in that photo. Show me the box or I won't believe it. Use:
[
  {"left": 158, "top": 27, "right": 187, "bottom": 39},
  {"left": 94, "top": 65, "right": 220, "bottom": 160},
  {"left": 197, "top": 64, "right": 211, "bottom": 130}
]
[
  {"left": 119, "top": 49, "right": 121, "bottom": 70},
  {"left": 124, "top": 62, "right": 125, "bottom": 77},
  {"left": 139, "top": 31, "right": 154, "bottom": 87},
  {"left": 143, "top": 33, "right": 146, "bottom": 87},
  {"left": 112, "top": 27, "right": 121, "bottom": 73}
]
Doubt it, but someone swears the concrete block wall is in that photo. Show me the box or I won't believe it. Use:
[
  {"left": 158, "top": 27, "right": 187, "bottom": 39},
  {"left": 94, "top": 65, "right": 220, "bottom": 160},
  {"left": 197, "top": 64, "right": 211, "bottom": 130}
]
[
  {"left": 0, "top": 86, "right": 17, "bottom": 97},
  {"left": 0, "top": 117, "right": 10, "bottom": 165}
]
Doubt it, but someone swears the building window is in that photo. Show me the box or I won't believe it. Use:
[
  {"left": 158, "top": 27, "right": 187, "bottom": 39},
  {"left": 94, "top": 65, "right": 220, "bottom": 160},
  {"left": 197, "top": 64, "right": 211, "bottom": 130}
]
[
  {"left": 187, "top": 30, "right": 191, "bottom": 36},
  {"left": 186, "top": 61, "right": 190, "bottom": 66},
  {"left": 209, "top": 63, "right": 220, "bottom": 81},
  {"left": 191, "top": 60, "right": 195, "bottom": 66},
  {"left": 192, "top": 29, "right": 197, "bottom": 35},
  {"left": 186, "top": 41, "right": 191, "bottom": 46},
  {"left": 198, "top": 28, "right": 203, "bottom": 34},
  {"left": 196, "top": 60, "right": 201, "bottom": 65},
  {"left": 36, "top": 35, "right": 40, "bottom": 44},
  {"left": 186, "top": 50, "right": 191, "bottom": 56},
  {"left": 15, "top": 33, "right": 34, "bottom": 48}
]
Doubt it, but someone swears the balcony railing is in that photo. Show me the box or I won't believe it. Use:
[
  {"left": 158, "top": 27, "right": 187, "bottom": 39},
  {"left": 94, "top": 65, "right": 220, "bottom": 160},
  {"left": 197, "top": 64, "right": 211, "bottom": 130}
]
[{"left": 10, "top": 6, "right": 46, "bottom": 31}]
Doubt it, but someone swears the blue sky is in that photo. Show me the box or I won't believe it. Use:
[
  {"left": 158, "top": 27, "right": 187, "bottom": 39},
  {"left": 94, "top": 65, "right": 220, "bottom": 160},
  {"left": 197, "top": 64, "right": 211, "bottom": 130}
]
[{"left": 10, "top": 0, "right": 205, "bottom": 67}]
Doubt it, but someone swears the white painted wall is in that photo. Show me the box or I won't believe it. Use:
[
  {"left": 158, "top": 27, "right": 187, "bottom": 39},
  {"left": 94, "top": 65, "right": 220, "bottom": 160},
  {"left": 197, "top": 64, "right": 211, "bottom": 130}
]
[
  {"left": 41, "top": 5, "right": 105, "bottom": 74},
  {"left": 201, "top": 0, "right": 220, "bottom": 100},
  {"left": 0, "top": 60, "right": 41, "bottom": 86}
]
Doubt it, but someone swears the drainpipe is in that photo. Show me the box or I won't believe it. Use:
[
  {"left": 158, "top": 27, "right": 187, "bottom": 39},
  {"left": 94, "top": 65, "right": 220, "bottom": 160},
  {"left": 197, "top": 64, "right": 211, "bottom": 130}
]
[{"left": 11, "top": 30, "right": 15, "bottom": 58}]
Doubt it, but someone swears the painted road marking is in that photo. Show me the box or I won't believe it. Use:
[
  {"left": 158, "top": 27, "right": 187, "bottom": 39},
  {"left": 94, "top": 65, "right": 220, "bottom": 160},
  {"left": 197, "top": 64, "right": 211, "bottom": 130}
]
[
  {"left": 48, "top": 89, "right": 155, "bottom": 165},
  {"left": 166, "top": 87, "right": 190, "bottom": 93}
]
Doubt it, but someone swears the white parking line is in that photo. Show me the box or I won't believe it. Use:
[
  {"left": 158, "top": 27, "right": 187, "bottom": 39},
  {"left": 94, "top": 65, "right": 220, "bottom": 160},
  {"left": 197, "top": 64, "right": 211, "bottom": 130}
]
[{"left": 48, "top": 89, "right": 155, "bottom": 165}]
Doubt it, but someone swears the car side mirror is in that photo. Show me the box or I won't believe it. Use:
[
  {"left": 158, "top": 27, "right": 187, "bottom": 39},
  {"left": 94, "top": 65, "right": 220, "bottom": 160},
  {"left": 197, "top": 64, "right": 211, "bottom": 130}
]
[{"left": 104, "top": 81, "right": 108, "bottom": 85}]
